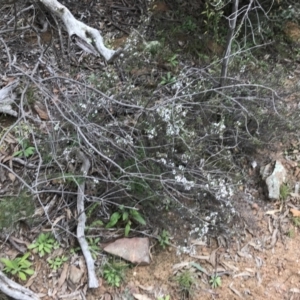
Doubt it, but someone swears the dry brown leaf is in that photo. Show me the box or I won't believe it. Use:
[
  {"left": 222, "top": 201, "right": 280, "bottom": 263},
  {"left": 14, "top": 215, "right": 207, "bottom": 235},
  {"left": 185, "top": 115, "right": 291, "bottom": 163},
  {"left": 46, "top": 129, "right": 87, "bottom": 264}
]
[
  {"left": 137, "top": 284, "right": 154, "bottom": 292},
  {"left": 65, "top": 208, "right": 72, "bottom": 219},
  {"left": 221, "top": 261, "right": 239, "bottom": 272},
  {"left": 290, "top": 288, "right": 300, "bottom": 293},
  {"left": 34, "top": 103, "right": 49, "bottom": 120},
  {"left": 209, "top": 248, "right": 219, "bottom": 268},
  {"left": 172, "top": 261, "right": 192, "bottom": 271},
  {"left": 25, "top": 260, "right": 41, "bottom": 287},
  {"left": 229, "top": 283, "right": 243, "bottom": 298},
  {"left": 5, "top": 133, "right": 17, "bottom": 144},
  {"left": 8, "top": 172, "right": 15, "bottom": 182},
  {"left": 3, "top": 155, "right": 13, "bottom": 163},
  {"left": 233, "top": 272, "right": 254, "bottom": 278},
  {"left": 133, "top": 294, "right": 152, "bottom": 300},
  {"left": 103, "top": 293, "right": 112, "bottom": 300},
  {"left": 58, "top": 263, "right": 69, "bottom": 289},
  {"left": 290, "top": 208, "right": 300, "bottom": 217},
  {"left": 190, "top": 240, "right": 207, "bottom": 246},
  {"left": 189, "top": 255, "right": 209, "bottom": 260},
  {"left": 237, "top": 250, "right": 252, "bottom": 258},
  {"left": 265, "top": 209, "right": 281, "bottom": 215},
  {"left": 52, "top": 215, "right": 65, "bottom": 227}
]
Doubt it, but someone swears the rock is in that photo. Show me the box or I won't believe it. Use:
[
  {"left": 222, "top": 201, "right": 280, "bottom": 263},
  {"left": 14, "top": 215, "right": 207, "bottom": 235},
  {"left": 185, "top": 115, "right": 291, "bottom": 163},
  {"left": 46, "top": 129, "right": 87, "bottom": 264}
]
[
  {"left": 260, "top": 160, "right": 287, "bottom": 200},
  {"left": 103, "top": 238, "right": 150, "bottom": 265}
]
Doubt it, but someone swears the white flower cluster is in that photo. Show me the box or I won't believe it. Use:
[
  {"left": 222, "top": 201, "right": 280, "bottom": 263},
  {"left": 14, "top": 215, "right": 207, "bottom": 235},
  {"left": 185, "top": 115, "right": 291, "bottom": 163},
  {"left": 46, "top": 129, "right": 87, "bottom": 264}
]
[
  {"left": 210, "top": 117, "right": 226, "bottom": 138},
  {"left": 115, "top": 134, "right": 133, "bottom": 146},
  {"left": 156, "top": 104, "right": 187, "bottom": 137},
  {"left": 206, "top": 177, "right": 233, "bottom": 201},
  {"left": 146, "top": 127, "right": 157, "bottom": 139},
  {"left": 79, "top": 102, "right": 87, "bottom": 110},
  {"left": 175, "top": 174, "right": 195, "bottom": 191}
]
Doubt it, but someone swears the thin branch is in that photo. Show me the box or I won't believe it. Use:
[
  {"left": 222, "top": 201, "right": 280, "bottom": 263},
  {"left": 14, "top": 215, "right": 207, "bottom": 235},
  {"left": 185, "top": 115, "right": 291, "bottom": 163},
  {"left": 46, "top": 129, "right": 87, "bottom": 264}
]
[
  {"left": 75, "top": 149, "right": 99, "bottom": 288},
  {"left": 219, "top": 0, "right": 239, "bottom": 87}
]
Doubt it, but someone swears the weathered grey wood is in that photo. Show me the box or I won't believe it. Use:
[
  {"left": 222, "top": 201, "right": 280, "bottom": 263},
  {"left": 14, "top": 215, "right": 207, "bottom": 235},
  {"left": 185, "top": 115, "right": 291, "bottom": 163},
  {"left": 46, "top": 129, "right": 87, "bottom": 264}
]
[{"left": 0, "top": 81, "right": 18, "bottom": 117}]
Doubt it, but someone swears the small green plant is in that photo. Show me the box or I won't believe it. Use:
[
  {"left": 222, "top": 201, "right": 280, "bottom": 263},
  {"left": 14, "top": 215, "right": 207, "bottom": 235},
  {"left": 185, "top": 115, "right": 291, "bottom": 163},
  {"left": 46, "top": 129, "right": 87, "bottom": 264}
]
[
  {"left": 292, "top": 217, "right": 300, "bottom": 227},
  {"left": 70, "top": 247, "right": 80, "bottom": 255},
  {"left": 280, "top": 184, "right": 290, "bottom": 200},
  {"left": 86, "top": 202, "right": 102, "bottom": 218},
  {"left": 102, "top": 262, "right": 127, "bottom": 287},
  {"left": 175, "top": 270, "right": 194, "bottom": 296},
  {"left": 0, "top": 253, "right": 34, "bottom": 281},
  {"left": 13, "top": 138, "right": 35, "bottom": 158},
  {"left": 158, "top": 295, "right": 170, "bottom": 300},
  {"left": 182, "top": 17, "right": 197, "bottom": 32},
  {"left": 86, "top": 220, "right": 104, "bottom": 232},
  {"left": 158, "top": 229, "right": 171, "bottom": 249},
  {"left": 106, "top": 206, "right": 146, "bottom": 237},
  {"left": 168, "top": 54, "right": 178, "bottom": 67},
  {"left": 201, "top": 1, "right": 224, "bottom": 39},
  {"left": 144, "top": 40, "right": 161, "bottom": 55},
  {"left": 160, "top": 72, "right": 176, "bottom": 85},
  {"left": 210, "top": 274, "right": 222, "bottom": 288},
  {"left": 87, "top": 237, "right": 101, "bottom": 259},
  {"left": 287, "top": 228, "right": 295, "bottom": 238},
  {"left": 28, "top": 233, "right": 58, "bottom": 257},
  {"left": 47, "top": 255, "right": 68, "bottom": 271}
]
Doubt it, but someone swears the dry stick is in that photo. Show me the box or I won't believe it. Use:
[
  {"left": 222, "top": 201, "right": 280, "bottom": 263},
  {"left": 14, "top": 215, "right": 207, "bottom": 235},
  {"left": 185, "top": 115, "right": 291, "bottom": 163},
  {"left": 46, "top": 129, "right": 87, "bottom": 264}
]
[
  {"left": 0, "top": 271, "right": 40, "bottom": 300},
  {"left": 0, "top": 79, "right": 19, "bottom": 116},
  {"left": 40, "top": 0, "right": 122, "bottom": 62},
  {"left": 219, "top": 0, "right": 239, "bottom": 87},
  {"left": 75, "top": 150, "right": 99, "bottom": 288}
]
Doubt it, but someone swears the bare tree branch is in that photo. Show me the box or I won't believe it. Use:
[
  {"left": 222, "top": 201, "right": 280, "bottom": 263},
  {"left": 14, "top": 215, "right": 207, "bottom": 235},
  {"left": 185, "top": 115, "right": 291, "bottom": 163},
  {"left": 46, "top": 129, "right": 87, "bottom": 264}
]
[
  {"left": 0, "top": 271, "right": 40, "bottom": 300},
  {"left": 219, "top": 0, "right": 239, "bottom": 87},
  {"left": 40, "top": 0, "right": 123, "bottom": 62},
  {"left": 75, "top": 149, "right": 99, "bottom": 288}
]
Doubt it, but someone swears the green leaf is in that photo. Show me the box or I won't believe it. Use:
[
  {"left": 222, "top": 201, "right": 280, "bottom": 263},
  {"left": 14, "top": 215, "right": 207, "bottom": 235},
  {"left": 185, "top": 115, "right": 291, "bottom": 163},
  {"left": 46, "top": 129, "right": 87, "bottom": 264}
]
[
  {"left": 124, "top": 222, "right": 131, "bottom": 237},
  {"left": 24, "top": 269, "right": 34, "bottom": 275},
  {"left": 18, "top": 271, "right": 27, "bottom": 281},
  {"left": 44, "top": 246, "right": 52, "bottom": 253},
  {"left": 21, "top": 252, "right": 30, "bottom": 261},
  {"left": 13, "top": 150, "right": 23, "bottom": 157},
  {"left": 0, "top": 258, "right": 14, "bottom": 269},
  {"left": 190, "top": 262, "right": 205, "bottom": 273},
  {"left": 105, "top": 212, "right": 121, "bottom": 228},
  {"left": 24, "top": 147, "right": 35, "bottom": 157},
  {"left": 28, "top": 243, "right": 37, "bottom": 249},
  {"left": 20, "top": 261, "right": 31, "bottom": 268},
  {"left": 122, "top": 211, "right": 129, "bottom": 221},
  {"left": 130, "top": 210, "right": 146, "bottom": 225}
]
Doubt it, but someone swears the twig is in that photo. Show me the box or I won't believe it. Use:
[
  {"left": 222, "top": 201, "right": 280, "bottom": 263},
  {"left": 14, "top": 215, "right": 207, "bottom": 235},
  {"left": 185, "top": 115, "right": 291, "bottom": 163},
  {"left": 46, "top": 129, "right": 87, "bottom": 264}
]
[
  {"left": 219, "top": 0, "right": 239, "bottom": 87},
  {"left": 75, "top": 149, "right": 99, "bottom": 288}
]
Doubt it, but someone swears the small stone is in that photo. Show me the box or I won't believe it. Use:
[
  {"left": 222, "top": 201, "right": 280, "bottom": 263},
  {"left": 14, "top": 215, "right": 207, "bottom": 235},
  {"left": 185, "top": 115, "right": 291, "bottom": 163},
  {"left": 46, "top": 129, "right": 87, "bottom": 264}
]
[{"left": 103, "top": 237, "right": 150, "bottom": 265}]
